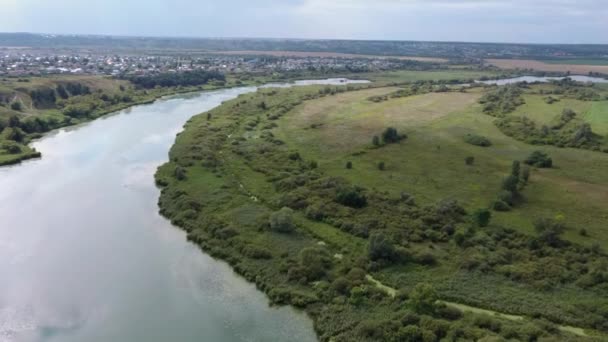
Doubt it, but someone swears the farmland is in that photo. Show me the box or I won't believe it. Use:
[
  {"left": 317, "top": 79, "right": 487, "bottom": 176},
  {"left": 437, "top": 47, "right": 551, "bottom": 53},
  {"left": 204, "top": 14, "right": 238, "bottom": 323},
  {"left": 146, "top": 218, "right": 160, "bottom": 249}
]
[{"left": 486, "top": 58, "right": 608, "bottom": 75}]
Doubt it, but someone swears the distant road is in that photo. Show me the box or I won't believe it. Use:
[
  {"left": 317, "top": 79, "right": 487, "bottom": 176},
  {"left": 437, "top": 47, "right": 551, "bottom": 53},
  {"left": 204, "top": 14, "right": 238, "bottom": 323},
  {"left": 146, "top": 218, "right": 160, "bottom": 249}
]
[
  {"left": 487, "top": 58, "right": 608, "bottom": 74},
  {"left": 208, "top": 50, "right": 448, "bottom": 63}
]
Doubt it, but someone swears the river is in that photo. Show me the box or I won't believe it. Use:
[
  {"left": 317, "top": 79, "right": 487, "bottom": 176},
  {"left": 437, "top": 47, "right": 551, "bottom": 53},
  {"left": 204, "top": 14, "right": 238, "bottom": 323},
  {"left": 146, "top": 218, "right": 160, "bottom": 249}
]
[
  {"left": 478, "top": 75, "right": 608, "bottom": 85},
  {"left": 0, "top": 79, "right": 367, "bottom": 342}
]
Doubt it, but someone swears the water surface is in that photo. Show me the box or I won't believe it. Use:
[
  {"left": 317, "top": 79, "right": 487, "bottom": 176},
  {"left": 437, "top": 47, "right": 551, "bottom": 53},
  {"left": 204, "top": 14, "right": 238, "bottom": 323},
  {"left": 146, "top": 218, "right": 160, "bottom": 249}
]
[
  {"left": 0, "top": 79, "right": 366, "bottom": 342},
  {"left": 478, "top": 75, "right": 608, "bottom": 85}
]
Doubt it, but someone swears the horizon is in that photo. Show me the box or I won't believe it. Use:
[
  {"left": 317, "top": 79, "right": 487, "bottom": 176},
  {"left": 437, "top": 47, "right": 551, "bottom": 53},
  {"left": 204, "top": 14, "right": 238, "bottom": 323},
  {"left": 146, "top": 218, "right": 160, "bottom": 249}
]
[
  {"left": 1, "top": 0, "right": 607, "bottom": 45},
  {"left": 2, "top": 31, "right": 608, "bottom": 47}
]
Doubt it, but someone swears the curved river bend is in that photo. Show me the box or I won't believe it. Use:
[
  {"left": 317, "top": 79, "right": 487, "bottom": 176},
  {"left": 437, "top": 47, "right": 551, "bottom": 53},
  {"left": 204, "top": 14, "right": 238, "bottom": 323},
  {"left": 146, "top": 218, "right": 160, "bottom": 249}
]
[{"left": 0, "top": 79, "right": 367, "bottom": 342}]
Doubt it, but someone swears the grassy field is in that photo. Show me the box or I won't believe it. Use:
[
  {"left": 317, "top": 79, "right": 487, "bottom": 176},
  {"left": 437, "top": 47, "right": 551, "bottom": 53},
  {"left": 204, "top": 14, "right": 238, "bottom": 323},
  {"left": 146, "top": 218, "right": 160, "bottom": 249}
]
[
  {"left": 277, "top": 86, "right": 608, "bottom": 249},
  {"left": 541, "top": 59, "right": 608, "bottom": 66},
  {"left": 156, "top": 77, "right": 608, "bottom": 341},
  {"left": 487, "top": 58, "right": 608, "bottom": 74}
]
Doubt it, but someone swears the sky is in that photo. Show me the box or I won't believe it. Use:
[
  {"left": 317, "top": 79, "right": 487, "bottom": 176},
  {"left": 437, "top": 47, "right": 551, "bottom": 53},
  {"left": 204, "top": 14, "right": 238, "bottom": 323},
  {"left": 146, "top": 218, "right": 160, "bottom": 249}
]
[{"left": 1, "top": 0, "right": 607, "bottom": 44}]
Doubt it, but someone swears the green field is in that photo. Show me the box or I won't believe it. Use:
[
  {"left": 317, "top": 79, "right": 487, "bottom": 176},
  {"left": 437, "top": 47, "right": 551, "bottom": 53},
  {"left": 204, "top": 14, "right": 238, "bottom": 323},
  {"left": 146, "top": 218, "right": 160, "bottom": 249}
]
[
  {"left": 155, "top": 74, "right": 608, "bottom": 341},
  {"left": 277, "top": 86, "right": 608, "bottom": 248}
]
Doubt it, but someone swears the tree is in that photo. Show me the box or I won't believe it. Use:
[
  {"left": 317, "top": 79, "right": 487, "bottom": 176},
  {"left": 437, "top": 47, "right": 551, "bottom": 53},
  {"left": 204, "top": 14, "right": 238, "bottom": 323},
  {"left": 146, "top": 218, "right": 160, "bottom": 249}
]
[
  {"left": 377, "top": 161, "right": 385, "bottom": 171},
  {"left": 269, "top": 207, "right": 296, "bottom": 233},
  {"left": 534, "top": 218, "right": 566, "bottom": 247},
  {"left": 472, "top": 209, "right": 492, "bottom": 227},
  {"left": 173, "top": 166, "right": 187, "bottom": 180},
  {"left": 521, "top": 165, "right": 530, "bottom": 184},
  {"left": 336, "top": 186, "right": 367, "bottom": 208},
  {"left": 524, "top": 151, "right": 552, "bottom": 168},
  {"left": 346, "top": 161, "right": 353, "bottom": 169},
  {"left": 502, "top": 175, "right": 519, "bottom": 193},
  {"left": 381, "top": 127, "right": 404, "bottom": 144},
  {"left": 410, "top": 283, "right": 438, "bottom": 314},
  {"left": 372, "top": 135, "right": 380, "bottom": 146},
  {"left": 10, "top": 101, "right": 22, "bottom": 111},
  {"left": 368, "top": 232, "right": 395, "bottom": 261},
  {"left": 8, "top": 115, "right": 20, "bottom": 128},
  {"left": 511, "top": 160, "right": 520, "bottom": 178},
  {"left": 298, "top": 247, "right": 331, "bottom": 280}
]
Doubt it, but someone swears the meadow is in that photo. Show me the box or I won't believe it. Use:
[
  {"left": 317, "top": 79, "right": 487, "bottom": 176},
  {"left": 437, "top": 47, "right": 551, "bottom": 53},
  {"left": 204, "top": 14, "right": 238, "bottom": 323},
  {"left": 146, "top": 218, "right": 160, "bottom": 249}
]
[
  {"left": 277, "top": 84, "right": 608, "bottom": 248},
  {"left": 156, "top": 72, "right": 608, "bottom": 341}
]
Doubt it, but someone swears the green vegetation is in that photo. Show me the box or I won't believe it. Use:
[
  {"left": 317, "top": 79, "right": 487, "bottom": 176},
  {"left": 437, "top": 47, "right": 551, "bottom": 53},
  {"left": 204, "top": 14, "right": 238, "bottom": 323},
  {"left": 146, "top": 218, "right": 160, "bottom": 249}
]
[
  {"left": 123, "top": 70, "right": 225, "bottom": 89},
  {"left": 0, "top": 72, "right": 269, "bottom": 166},
  {"left": 156, "top": 78, "right": 608, "bottom": 341},
  {"left": 464, "top": 134, "right": 492, "bottom": 147}
]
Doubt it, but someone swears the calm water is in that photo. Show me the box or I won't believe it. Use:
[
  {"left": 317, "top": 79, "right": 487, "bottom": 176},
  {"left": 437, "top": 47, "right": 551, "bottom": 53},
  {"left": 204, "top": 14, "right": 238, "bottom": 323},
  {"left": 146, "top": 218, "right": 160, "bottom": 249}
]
[
  {"left": 0, "top": 78, "right": 367, "bottom": 342},
  {"left": 478, "top": 75, "right": 608, "bottom": 85}
]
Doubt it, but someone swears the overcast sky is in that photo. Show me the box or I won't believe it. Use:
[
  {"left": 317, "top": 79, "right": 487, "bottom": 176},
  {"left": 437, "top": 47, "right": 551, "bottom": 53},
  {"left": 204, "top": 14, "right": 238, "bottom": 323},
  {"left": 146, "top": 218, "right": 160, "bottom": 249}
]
[{"left": 1, "top": 0, "right": 606, "bottom": 44}]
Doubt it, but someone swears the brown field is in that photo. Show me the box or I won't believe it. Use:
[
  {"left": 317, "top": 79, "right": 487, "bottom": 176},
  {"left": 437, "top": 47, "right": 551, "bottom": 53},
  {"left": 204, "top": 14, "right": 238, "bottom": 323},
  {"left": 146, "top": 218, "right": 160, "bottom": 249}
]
[
  {"left": 486, "top": 59, "right": 608, "bottom": 74},
  {"left": 209, "top": 50, "right": 448, "bottom": 63}
]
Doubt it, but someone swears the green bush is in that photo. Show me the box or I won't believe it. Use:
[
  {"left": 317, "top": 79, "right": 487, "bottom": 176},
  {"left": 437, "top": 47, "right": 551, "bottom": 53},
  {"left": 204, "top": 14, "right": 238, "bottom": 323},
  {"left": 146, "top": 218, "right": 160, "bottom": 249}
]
[
  {"left": 269, "top": 207, "right": 296, "bottom": 233},
  {"left": 368, "top": 232, "right": 396, "bottom": 261},
  {"left": 472, "top": 208, "right": 492, "bottom": 227},
  {"left": 534, "top": 218, "right": 566, "bottom": 247},
  {"left": 524, "top": 151, "right": 553, "bottom": 168},
  {"left": 465, "top": 134, "right": 492, "bottom": 147},
  {"left": 493, "top": 200, "right": 511, "bottom": 212},
  {"left": 410, "top": 283, "right": 438, "bottom": 314},
  {"left": 298, "top": 247, "right": 332, "bottom": 281},
  {"left": 10, "top": 101, "right": 22, "bottom": 111},
  {"left": 381, "top": 127, "right": 406, "bottom": 144},
  {"left": 336, "top": 186, "right": 367, "bottom": 208},
  {"left": 173, "top": 166, "right": 187, "bottom": 180},
  {"left": 242, "top": 245, "right": 273, "bottom": 259}
]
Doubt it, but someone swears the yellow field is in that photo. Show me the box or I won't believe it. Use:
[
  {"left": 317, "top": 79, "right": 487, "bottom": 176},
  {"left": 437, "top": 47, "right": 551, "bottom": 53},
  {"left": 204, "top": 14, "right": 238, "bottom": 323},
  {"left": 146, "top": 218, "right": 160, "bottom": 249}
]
[{"left": 487, "top": 58, "right": 608, "bottom": 74}]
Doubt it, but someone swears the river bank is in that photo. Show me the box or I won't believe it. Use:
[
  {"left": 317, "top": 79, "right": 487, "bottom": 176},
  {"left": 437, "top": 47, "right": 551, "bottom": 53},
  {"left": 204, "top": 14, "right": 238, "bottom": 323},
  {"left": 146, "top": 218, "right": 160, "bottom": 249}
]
[{"left": 1, "top": 85, "right": 335, "bottom": 341}]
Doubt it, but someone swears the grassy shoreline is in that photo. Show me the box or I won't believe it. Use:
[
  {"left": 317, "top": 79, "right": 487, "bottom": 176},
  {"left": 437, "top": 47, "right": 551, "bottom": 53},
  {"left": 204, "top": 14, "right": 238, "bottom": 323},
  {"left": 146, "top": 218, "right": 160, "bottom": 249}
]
[{"left": 155, "top": 79, "right": 608, "bottom": 341}]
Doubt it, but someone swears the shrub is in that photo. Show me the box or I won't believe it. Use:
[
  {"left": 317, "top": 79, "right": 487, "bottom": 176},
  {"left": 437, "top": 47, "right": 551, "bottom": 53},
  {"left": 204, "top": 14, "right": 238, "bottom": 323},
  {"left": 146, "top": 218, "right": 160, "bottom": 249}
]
[
  {"left": 410, "top": 283, "right": 438, "bottom": 314},
  {"left": 472, "top": 208, "right": 492, "bottom": 227},
  {"left": 331, "top": 277, "right": 352, "bottom": 295},
  {"left": 336, "top": 186, "right": 367, "bottom": 208},
  {"left": 524, "top": 151, "right": 553, "bottom": 168},
  {"left": 493, "top": 200, "right": 511, "bottom": 212},
  {"left": 269, "top": 207, "right": 296, "bottom": 233},
  {"left": 521, "top": 165, "right": 530, "bottom": 184},
  {"left": 10, "top": 101, "right": 22, "bottom": 111},
  {"left": 242, "top": 245, "right": 273, "bottom": 259},
  {"left": 372, "top": 135, "right": 380, "bottom": 146},
  {"left": 173, "top": 166, "right": 187, "bottom": 180},
  {"left": 378, "top": 161, "right": 385, "bottom": 171},
  {"left": 534, "top": 218, "right": 566, "bottom": 247},
  {"left": 465, "top": 156, "right": 475, "bottom": 165},
  {"left": 368, "top": 232, "right": 396, "bottom": 261},
  {"left": 501, "top": 175, "right": 519, "bottom": 193},
  {"left": 2, "top": 141, "right": 22, "bottom": 154},
  {"left": 346, "top": 161, "right": 352, "bottom": 169},
  {"left": 298, "top": 247, "right": 332, "bottom": 281},
  {"left": 465, "top": 134, "right": 492, "bottom": 147},
  {"left": 497, "top": 190, "right": 515, "bottom": 206},
  {"left": 381, "top": 127, "right": 405, "bottom": 144}
]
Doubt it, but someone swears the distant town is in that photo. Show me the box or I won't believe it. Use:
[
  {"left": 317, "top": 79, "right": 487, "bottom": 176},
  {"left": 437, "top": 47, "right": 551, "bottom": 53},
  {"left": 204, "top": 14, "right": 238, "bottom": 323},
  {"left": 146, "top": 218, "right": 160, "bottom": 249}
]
[{"left": 0, "top": 50, "right": 439, "bottom": 77}]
